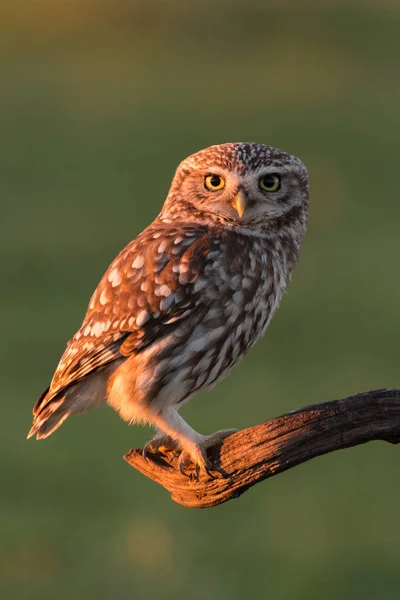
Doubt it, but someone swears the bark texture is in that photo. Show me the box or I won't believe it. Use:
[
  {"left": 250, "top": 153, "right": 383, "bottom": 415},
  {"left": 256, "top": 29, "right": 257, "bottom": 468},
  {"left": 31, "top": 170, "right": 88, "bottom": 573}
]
[{"left": 124, "top": 388, "right": 400, "bottom": 508}]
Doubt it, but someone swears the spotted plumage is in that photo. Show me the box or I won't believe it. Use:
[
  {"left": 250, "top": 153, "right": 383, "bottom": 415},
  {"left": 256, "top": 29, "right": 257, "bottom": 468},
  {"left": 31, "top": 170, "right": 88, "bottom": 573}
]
[{"left": 28, "top": 142, "right": 309, "bottom": 476}]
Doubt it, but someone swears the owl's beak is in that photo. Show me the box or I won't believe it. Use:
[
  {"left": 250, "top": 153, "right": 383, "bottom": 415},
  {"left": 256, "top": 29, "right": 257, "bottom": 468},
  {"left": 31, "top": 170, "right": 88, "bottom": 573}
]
[{"left": 232, "top": 191, "right": 248, "bottom": 218}]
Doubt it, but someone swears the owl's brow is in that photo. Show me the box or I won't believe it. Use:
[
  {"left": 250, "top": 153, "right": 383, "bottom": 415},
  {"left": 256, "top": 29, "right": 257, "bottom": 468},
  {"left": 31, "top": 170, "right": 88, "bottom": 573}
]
[
  {"left": 179, "top": 166, "right": 237, "bottom": 179},
  {"left": 249, "top": 162, "right": 305, "bottom": 175}
]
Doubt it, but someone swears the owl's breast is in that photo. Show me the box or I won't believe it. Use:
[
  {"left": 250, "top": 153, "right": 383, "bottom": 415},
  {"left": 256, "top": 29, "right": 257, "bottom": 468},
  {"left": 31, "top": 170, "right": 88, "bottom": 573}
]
[
  {"left": 181, "top": 233, "right": 289, "bottom": 393},
  {"left": 144, "top": 229, "right": 291, "bottom": 407}
]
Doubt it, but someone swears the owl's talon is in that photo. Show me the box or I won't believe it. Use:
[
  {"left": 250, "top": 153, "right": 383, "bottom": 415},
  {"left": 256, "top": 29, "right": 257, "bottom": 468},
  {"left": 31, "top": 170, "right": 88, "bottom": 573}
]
[
  {"left": 175, "top": 429, "right": 239, "bottom": 479},
  {"left": 177, "top": 448, "right": 214, "bottom": 480},
  {"left": 142, "top": 435, "right": 179, "bottom": 463}
]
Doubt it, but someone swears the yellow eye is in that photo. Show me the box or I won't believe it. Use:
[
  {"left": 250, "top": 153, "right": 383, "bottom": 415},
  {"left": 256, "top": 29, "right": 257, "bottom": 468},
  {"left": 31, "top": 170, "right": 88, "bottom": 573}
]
[
  {"left": 204, "top": 174, "right": 225, "bottom": 191},
  {"left": 259, "top": 173, "right": 281, "bottom": 192}
]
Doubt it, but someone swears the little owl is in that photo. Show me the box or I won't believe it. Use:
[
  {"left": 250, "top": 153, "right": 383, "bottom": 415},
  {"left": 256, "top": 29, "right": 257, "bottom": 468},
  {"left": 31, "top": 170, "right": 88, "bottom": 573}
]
[{"left": 28, "top": 142, "right": 309, "bottom": 476}]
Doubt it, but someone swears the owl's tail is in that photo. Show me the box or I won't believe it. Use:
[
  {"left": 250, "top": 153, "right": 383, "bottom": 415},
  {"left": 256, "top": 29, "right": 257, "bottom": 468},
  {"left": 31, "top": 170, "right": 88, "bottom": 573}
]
[{"left": 27, "top": 388, "right": 72, "bottom": 440}]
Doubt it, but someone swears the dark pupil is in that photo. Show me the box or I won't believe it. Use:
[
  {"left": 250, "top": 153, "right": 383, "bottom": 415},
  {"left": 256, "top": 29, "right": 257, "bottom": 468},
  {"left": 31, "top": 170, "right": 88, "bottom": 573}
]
[
  {"left": 263, "top": 175, "right": 276, "bottom": 187},
  {"left": 210, "top": 175, "right": 221, "bottom": 187}
]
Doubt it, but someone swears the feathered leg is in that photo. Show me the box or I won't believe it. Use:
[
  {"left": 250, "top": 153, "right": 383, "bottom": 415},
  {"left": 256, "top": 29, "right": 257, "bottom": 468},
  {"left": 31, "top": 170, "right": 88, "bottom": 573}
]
[{"left": 143, "top": 407, "right": 237, "bottom": 478}]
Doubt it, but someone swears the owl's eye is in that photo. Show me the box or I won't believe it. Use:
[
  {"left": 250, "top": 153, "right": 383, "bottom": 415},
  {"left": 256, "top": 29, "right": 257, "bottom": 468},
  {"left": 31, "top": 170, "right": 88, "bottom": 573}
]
[
  {"left": 204, "top": 174, "right": 225, "bottom": 191},
  {"left": 259, "top": 173, "right": 281, "bottom": 192}
]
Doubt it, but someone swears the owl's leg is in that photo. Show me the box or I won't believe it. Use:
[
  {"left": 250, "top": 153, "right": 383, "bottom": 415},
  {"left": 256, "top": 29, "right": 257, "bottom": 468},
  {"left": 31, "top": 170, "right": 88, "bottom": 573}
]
[
  {"left": 144, "top": 408, "right": 209, "bottom": 475},
  {"left": 146, "top": 407, "right": 237, "bottom": 478},
  {"left": 107, "top": 363, "right": 235, "bottom": 476},
  {"left": 177, "top": 428, "right": 238, "bottom": 478}
]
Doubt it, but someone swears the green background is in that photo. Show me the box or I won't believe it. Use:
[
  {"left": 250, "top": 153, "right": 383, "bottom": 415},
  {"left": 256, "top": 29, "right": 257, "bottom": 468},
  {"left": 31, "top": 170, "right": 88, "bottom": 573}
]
[{"left": 2, "top": 1, "right": 400, "bottom": 598}]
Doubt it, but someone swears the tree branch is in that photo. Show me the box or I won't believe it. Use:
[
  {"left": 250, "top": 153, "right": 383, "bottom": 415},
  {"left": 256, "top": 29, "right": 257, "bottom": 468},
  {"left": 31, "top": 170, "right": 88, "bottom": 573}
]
[{"left": 124, "top": 389, "right": 400, "bottom": 508}]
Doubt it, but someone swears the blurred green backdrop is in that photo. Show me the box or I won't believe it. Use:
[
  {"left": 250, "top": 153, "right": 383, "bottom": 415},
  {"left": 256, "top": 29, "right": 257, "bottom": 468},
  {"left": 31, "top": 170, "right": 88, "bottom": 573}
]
[{"left": 2, "top": 1, "right": 400, "bottom": 599}]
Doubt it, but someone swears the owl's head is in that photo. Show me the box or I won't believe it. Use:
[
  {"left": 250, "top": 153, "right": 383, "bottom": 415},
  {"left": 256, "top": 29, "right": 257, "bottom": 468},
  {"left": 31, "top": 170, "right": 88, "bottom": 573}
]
[{"left": 162, "top": 142, "right": 309, "bottom": 235}]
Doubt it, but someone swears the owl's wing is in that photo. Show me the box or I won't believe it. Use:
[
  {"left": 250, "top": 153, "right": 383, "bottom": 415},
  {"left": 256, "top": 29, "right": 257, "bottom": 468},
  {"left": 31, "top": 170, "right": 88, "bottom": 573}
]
[{"left": 34, "top": 221, "right": 221, "bottom": 413}]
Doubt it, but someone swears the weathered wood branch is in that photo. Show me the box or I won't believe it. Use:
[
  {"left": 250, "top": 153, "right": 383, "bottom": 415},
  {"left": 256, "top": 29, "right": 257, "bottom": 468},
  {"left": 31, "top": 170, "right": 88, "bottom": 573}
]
[{"left": 124, "top": 388, "right": 400, "bottom": 508}]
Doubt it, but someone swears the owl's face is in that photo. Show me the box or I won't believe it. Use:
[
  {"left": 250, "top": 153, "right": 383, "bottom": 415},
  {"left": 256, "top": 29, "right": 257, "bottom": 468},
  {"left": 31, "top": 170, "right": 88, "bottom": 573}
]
[{"left": 162, "top": 143, "right": 309, "bottom": 233}]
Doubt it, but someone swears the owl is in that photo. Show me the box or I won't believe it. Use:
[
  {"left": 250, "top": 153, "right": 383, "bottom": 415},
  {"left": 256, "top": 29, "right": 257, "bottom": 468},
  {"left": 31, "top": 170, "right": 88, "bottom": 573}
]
[{"left": 28, "top": 142, "right": 309, "bottom": 477}]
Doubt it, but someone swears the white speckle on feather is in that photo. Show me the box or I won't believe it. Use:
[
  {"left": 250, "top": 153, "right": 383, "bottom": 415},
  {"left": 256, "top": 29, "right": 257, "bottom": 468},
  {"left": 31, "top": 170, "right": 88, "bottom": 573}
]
[
  {"left": 233, "top": 291, "right": 244, "bottom": 304},
  {"left": 99, "top": 289, "right": 109, "bottom": 305},
  {"left": 108, "top": 268, "right": 122, "bottom": 287},
  {"left": 158, "top": 284, "right": 171, "bottom": 297},
  {"left": 91, "top": 322, "right": 104, "bottom": 337},
  {"left": 193, "top": 278, "right": 207, "bottom": 292},
  {"left": 235, "top": 323, "right": 243, "bottom": 339},
  {"left": 132, "top": 255, "right": 144, "bottom": 269},
  {"left": 242, "top": 277, "right": 252, "bottom": 289},
  {"left": 160, "top": 295, "right": 175, "bottom": 311},
  {"left": 136, "top": 310, "right": 150, "bottom": 327},
  {"left": 206, "top": 337, "right": 231, "bottom": 384},
  {"left": 230, "top": 274, "right": 242, "bottom": 289}
]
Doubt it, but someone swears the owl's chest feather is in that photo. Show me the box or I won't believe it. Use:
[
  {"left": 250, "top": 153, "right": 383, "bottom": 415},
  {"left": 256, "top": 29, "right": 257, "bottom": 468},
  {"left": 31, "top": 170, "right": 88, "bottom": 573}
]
[
  {"left": 184, "top": 234, "right": 289, "bottom": 391},
  {"left": 231, "top": 237, "right": 285, "bottom": 326}
]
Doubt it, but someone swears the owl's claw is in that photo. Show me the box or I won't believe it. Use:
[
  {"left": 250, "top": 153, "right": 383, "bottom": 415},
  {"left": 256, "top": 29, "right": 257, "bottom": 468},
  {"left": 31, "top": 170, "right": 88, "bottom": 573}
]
[
  {"left": 142, "top": 435, "right": 180, "bottom": 464},
  {"left": 143, "top": 436, "right": 213, "bottom": 478},
  {"left": 143, "top": 428, "right": 238, "bottom": 479},
  {"left": 178, "top": 449, "right": 214, "bottom": 480},
  {"left": 177, "top": 429, "right": 238, "bottom": 480}
]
